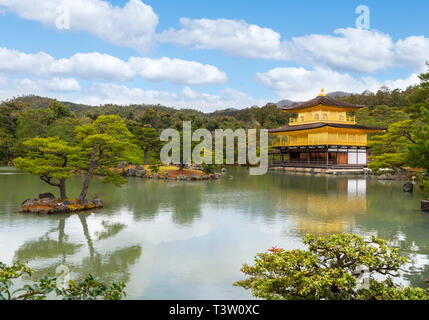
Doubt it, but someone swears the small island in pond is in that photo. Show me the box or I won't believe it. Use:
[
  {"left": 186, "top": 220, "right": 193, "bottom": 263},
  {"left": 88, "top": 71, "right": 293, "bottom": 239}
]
[{"left": 20, "top": 193, "right": 103, "bottom": 215}]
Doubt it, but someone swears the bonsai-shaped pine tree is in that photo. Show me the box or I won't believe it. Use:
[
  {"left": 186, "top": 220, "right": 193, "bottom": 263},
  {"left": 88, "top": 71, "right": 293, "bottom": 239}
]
[
  {"left": 14, "top": 137, "right": 80, "bottom": 200},
  {"left": 235, "top": 233, "right": 429, "bottom": 300},
  {"left": 74, "top": 115, "right": 143, "bottom": 203}
]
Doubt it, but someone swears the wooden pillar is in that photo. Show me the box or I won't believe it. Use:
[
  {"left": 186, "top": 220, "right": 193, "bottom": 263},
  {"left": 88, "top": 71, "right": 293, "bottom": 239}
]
[
  {"left": 326, "top": 148, "right": 329, "bottom": 168},
  {"left": 307, "top": 148, "right": 310, "bottom": 165}
]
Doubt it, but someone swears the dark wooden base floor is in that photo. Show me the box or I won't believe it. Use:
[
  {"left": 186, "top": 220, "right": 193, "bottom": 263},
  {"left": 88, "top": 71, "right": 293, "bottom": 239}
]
[{"left": 270, "top": 160, "right": 366, "bottom": 169}]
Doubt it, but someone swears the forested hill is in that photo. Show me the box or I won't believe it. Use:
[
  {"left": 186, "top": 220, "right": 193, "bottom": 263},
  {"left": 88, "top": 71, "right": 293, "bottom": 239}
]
[{"left": 8, "top": 90, "right": 353, "bottom": 117}]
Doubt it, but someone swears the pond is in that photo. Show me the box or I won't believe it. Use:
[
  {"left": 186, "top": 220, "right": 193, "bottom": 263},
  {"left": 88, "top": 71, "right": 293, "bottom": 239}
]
[{"left": 0, "top": 166, "right": 429, "bottom": 299}]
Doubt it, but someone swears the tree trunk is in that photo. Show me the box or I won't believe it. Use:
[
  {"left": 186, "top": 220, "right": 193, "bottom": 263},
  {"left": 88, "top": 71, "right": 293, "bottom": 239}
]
[
  {"left": 40, "top": 175, "right": 67, "bottom": 200},
  {"left": 59, "top": 178, "right": 67, "bottom": 200},
  {"left": 78, "top": 143, "right": 97, "bottom": 203},
  {"left": 144, "top": 150, "right": 149, "bottom": 165}
]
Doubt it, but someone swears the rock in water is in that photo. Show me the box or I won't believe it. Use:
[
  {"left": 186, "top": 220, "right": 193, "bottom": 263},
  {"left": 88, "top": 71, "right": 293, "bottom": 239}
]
[
  {"left": 190, "top": 173, "right": 201, "bottom": 180},
  {"left": 39, "top": 192, "right": 56, "bottom": 200},
  {"left": 92, "top": 198, "right": 103, "bottom": 207},
  {"left": 117, "top": 161, "right": 126, "bottom": 169},
  {"left": 126, "top": 168, "right": 136, "bottom": 176},
  {"left": 135, "top": 169, "right": 146, "bottom": 177},
  {"left": 403, "top": 182, "right": 414, "bottom": 193},
  {"left": 421, "top": 200, "right": 429, "bottom": 212}
]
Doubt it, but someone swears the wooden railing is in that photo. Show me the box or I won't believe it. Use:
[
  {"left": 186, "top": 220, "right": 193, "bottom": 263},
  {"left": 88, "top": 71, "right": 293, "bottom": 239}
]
[
  {"left": 272, "top": 137, "right": 366, "bottom": 147},
  {"left": 289, "top": 116, "right": 356, "bottom": 126}
]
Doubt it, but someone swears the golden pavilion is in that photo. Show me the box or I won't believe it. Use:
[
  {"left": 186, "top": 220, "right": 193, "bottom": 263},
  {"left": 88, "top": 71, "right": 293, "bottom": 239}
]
[{"left": 269, "top": 90, "right": 384, "bottom": 169}]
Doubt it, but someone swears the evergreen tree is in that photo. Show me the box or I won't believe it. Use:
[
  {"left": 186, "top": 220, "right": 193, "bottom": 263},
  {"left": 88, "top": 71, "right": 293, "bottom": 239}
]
[
  {"left": 74, "top": 115, "right": 143, "bottom": 202},
  {"left": 13, "top": 137, "right": 79, "bottom": 199}
]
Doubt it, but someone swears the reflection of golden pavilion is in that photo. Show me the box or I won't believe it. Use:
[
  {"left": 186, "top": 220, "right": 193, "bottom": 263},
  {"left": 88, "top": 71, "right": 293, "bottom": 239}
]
[{"left": 278, "top": 178, "right": 368, "bottom": 235}]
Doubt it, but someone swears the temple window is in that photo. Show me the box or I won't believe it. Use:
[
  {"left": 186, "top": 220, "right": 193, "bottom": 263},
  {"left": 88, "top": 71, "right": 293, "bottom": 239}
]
[
  {"left": 323, "top": 113, "right": 328, "bottom": 120},
  {"left": 314, "top": 114, "right": 320, "bottom": 120}
]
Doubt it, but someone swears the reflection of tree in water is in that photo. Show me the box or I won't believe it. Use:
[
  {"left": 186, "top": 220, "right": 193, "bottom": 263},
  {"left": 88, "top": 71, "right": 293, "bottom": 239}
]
[
  {"left": 14, "top": 216, "right": 82, "bottom": 263},
  {"left": 78, "top": 245, "right": 141, "bottom": 284},
  {"left": 13, "top": 213, "right": 141, "bottom": 284},
  {"left": 116, "top": 179, "right": 204, "bottom": 225},
  {"left": 96, "top": 221, "right": 126, "bottom": 241}
]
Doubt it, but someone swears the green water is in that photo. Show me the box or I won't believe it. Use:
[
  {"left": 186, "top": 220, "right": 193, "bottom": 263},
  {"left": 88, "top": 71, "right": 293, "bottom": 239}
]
[{"left": 1, "top": 166, "right": 429, "bottom": 299}]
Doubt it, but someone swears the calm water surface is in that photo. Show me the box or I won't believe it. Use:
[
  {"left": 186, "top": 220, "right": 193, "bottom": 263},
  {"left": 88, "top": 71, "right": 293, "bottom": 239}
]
[{"left": 1, "top": 166, "right": 429, "bottom": 299}]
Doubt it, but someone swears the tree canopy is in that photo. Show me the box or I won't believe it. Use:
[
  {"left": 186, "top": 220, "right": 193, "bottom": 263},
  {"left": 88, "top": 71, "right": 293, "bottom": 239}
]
[
  {"left": 14, "top": 137, "right": 79, "bottom": 199},
  {"left": 74, "top": 115, "right": 143, "bottom": 202},
  {"left": 235, "top": 233, "right": 429, "bottom": 300}
]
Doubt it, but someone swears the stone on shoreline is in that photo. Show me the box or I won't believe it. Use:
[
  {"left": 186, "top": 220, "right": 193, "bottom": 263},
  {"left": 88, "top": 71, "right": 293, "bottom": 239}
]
[
  {"left": 112, "top": 164, "right": 223, "bottom": 182},
  {"left": 422, "top": 200, "right": 429, "bottom": 212},
  {"left": 39, "top": 192, "right": 56, "bottom": 200},
  {"left": 403, "top": 182, "right": 414, "bottom": 193}
]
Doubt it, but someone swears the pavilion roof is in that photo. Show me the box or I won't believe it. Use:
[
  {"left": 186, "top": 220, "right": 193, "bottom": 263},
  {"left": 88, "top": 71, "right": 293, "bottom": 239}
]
[{"left": 283, "top": 95, "right": 364, "bottom": 112}]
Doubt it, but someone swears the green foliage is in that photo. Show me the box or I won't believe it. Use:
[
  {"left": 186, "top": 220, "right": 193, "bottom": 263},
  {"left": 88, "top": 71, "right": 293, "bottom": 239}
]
[
  {"left": 355, "top": 104, "right": 409, "bottom": 128},
  {"left": 47, "top": 117, "right": 82, "bottom": 143},
  {"left": 13, "top": 137, "right": 80, "bottom": 199},
  {"left": 368, "top": 120, "right": 417, "bottom": 172},
  {"left": 75, "top": 115, "right": 143, "bottom": 175},
  {"left": 407, "top": 107, "right": 429, "bottom": 173},
  {"left": 0, "top": 261, "right": 126, "bottom": 300},
  {"left": 16, "top": 108, "right": 54, "bottom": 139},
  {"left": 132, "top": 125, "right": 161, "bottom": 165},
  {"left": 235, "top": 233, "right": 428, "bottom": 300},
  {"left": 74, "top": 115, "right": 143, "bottom": 201},
  {"left": 49, "top": 100, "right": 73, "bottom": 120},
  {"left": 0, "top": 128, "right": 14, "bottom": 163},
  {"left": 406, "top": 62, "right": 429, "bottom": 118}
]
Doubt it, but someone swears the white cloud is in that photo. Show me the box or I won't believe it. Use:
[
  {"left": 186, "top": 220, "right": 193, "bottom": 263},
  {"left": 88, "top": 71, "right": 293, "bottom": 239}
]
[
  {"left": 160, "top": 18, "right": 429, "bottom": 73},
  {"left": 40, "top": 77, "right": 81, "bottom": 92},
  {"left": 395, "top": 36, "right": 429, "bottom": 72},
  {"left": 0, "top": 48, "right": 227, "bottom": 85},
  {"left": 256, "top": 67, "right": 420, "bottom": 101},
  {"left": 0, "top": 0, "right": 159, "bottom": 51},
  {"left": 159, "top": 18, "right": 285, "bottom": 60},
  {"left": 80, "top": 83, "right": 265, "bottom": 112},
  {"left": 288, "top": 28, "right": 395, "bottom": 73},
  {"left": 128, "top": 57, "right": 227, "bottom": 85},
  {"left": 52, "top": 52, "right": 135, "bottom": 81},
  {"left": 14, "top": 77, "right": 80, "bottom": 93},
  {"left": 0, "top": 76, "right": 81, "bottom": 102}
]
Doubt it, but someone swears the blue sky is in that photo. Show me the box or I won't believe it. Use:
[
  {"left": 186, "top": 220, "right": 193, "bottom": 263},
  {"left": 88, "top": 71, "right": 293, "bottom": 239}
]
[{"left": 0, "top": 0, "right": 428, "bottom": 111}]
